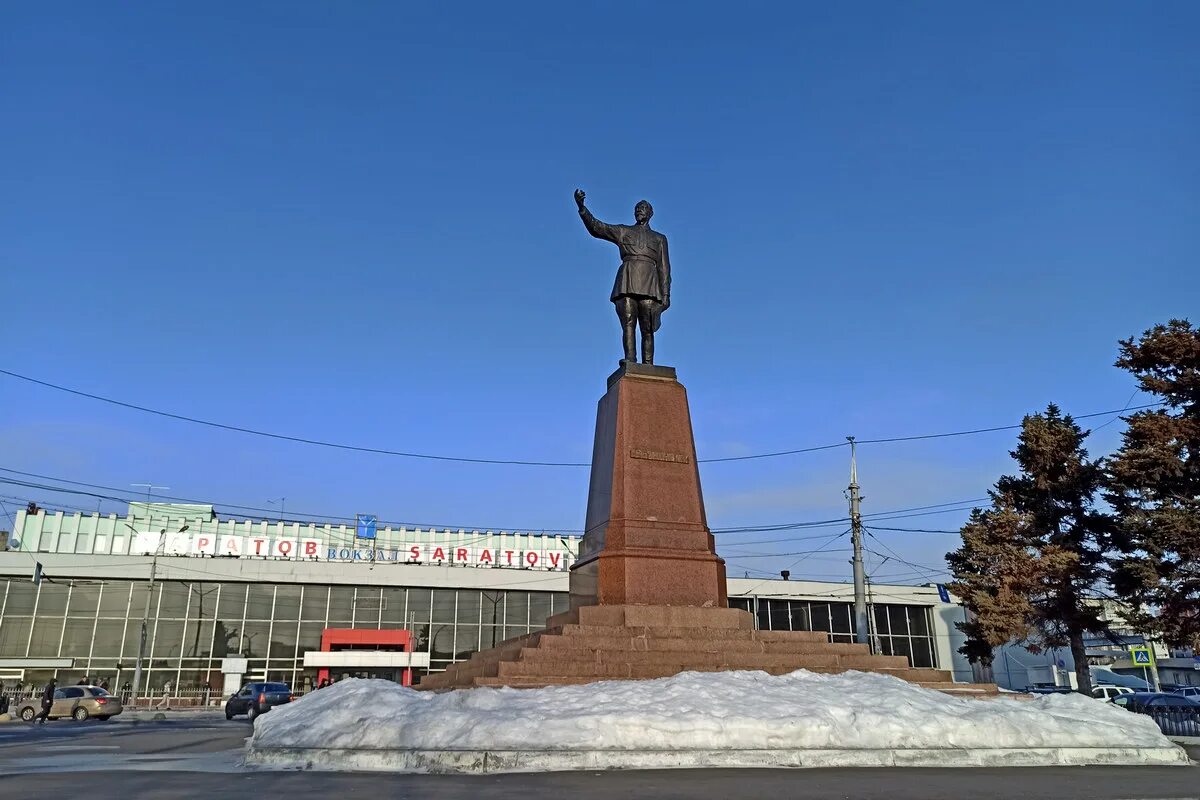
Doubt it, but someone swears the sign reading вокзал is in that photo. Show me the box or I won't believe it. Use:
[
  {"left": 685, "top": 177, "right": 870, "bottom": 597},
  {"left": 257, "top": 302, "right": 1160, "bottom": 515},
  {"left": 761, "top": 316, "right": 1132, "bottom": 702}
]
[{"left": 130, "top": 531, "right": 574, "bottom": 570}]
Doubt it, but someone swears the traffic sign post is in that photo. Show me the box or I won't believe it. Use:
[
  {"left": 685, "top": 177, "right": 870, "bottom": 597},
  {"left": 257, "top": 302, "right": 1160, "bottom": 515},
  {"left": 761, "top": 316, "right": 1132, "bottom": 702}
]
[{"left": 1129, "top": 646, "right": 1160, "bottom": 692}]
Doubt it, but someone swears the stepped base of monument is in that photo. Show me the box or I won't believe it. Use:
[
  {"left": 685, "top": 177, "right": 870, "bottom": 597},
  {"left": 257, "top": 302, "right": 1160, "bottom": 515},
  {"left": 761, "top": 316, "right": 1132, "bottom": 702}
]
[{"left": 416, "top": 604, "right": 996, "bottom": 695}]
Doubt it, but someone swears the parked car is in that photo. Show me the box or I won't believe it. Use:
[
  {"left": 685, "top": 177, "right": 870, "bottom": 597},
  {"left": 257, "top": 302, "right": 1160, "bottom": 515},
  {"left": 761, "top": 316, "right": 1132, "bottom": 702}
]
[
  {"left": 1092, "top": 685, "right": 1135, "bottom": 702},
  {"left": 225, "top": 682, "right": 293, "bottom": 721},
  {"left": 1112, "top": 691, "right": 1200, "bottom": 736},
  {"left": 13, "top": 686, "right": 123, "bottom": 722},
  {"left": 1172, "top": 686, "right": 1200, "bottom": 699}
]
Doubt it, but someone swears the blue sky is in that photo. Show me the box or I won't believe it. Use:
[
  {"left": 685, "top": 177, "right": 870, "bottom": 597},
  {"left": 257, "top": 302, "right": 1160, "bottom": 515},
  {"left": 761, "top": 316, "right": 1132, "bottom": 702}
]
[{"left": 2, "top": 3, "right": 1197, "bottom": 583}]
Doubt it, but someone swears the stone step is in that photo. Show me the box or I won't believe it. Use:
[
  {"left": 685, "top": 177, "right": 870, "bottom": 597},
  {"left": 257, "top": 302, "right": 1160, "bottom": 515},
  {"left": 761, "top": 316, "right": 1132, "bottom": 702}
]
[
  {"left": 534, "top": 635, "right": 868, "bottom": 656},
  {"left": 430, "top": 659, "right": 947, "bottom": 688},
  {"left": 438, "top": 659, "right": 500, "bottom": 681},
  {"left": 497, "top": 653, "right": 912, "bottom": 679},
  {"left": 556, "top": 624, "right": 831, "bottom": 643},
  {"left": 547, "top": 605, "right": 755, "bottom": 631},
  {"left": 916, "top": 681, "right": 1000, "bottom": 695},
  {"left": 423, "top": 637, "right": 883, "bottom": 686},
  {"left": 761, "top": 640, "right": 868, "bottom": 655},
  {"left": 753, "top": 630, "right": 835, "bottom": 643},
  {"left": 472, "top": 665, "right": 956, "bottom": 687},
  {"left": 442, "top": 631, "right": 548, "bottom": 664},
  {"left": 513, "top": 647, "right": 910, "bottom": 671}
]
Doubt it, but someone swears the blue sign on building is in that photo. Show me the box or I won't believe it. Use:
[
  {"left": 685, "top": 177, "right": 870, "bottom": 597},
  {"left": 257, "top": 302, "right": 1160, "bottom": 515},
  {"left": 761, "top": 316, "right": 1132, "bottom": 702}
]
[
  {"left": 936, "top": 584, "right": 951, "bottom": 603},
  {"left": 356, "top": 514, "right": 377, "bottom": 540}
]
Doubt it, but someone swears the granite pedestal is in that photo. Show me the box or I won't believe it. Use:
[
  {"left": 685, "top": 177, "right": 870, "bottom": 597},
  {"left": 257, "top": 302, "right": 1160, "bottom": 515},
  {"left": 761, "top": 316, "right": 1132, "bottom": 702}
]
[
  {"left": 419, "top": 364, "right": 993, "bottom": 695},
  {"left": 569, "top": 362, "right": 727, "bottom": 609}
]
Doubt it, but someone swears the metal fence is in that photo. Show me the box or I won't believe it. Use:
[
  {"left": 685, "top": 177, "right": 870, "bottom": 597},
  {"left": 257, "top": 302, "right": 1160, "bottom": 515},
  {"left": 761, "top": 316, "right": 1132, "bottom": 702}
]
[
  {"left": 2, "top": 684, "right": 319, "bottom": 715},
  {"left": 1138, "top": 708, "right": 1200, "bottom": 737},
  {"left": 118, "top": 687, "right": 219, "bottom": 708}
]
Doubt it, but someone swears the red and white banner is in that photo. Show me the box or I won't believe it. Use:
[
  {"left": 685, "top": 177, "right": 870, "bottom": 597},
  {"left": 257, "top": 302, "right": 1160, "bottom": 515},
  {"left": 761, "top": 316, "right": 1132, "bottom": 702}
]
[{"left": 130, "top": 532, "right": 574, "bottom": 570}]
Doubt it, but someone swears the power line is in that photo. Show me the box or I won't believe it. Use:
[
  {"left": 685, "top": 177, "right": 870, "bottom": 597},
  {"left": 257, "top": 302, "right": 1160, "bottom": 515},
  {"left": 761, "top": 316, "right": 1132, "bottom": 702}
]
[
  {"left": 0, "top": 469, "right": 583, "bottom": 534},
  {"left": 697, "top": 442, "right": 848, "bottom": 463},
  {"left": 853, "top": 402, "right": 1163, "bottom": 445},
  {"left": 711, "top": 498, "right": 987, "bottom": 536},
  {"left": 715, "top": 550, "right": 852, "bottom": 560},
  {"left": 863, "top": 528, "right": 953, "bottom": 583},
  {"left": 0, "top": 368, "right": 1164, "bottom": 468},
  {"left": 866, "top": 525, "right": 962, "bottom": 534},
  {"left": 1089, "top": 388, "right": 1142, "bottom": 433},
  {"left": 0, "top": 465, "right": 987, "bottom": 540},
  {"left": 0, "top": 369, "right": 590, "bottom": 468},
  {"left": 728, "top": 530, "right": 851, "bottom": 596},
  {"left": 717, "top": 531, "right": 862, "bottom": 548}
]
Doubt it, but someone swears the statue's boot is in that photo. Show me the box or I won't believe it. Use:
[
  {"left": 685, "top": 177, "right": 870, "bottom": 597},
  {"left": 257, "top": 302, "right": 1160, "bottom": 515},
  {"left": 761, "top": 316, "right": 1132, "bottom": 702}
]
[
  {"left": 641, "top": 333, "right": 654, "bottom": 365},
  {"left": 622, "top": 325, "right": 638, "bottom": 363}
]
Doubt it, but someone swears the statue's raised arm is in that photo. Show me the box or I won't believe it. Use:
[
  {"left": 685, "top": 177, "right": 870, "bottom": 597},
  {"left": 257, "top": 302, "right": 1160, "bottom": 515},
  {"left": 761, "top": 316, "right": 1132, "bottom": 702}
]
[
  {"left": 573, "top": 190, "right": 671, "bottom": 366},
  {"left": 575, "top": 188, "right": 619, "bottom": 243}
]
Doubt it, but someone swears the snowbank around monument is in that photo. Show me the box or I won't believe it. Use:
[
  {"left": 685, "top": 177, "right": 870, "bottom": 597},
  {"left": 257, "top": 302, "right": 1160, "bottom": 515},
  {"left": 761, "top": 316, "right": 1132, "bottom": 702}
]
[{"left": 245, "top": 670, "right": 1183, "bottom": 771}]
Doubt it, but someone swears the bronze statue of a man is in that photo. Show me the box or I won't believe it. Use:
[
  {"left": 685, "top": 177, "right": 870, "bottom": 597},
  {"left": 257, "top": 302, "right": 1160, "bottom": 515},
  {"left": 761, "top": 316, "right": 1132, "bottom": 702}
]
[{"left": 575, "top": 189, "right": 671, "bottom": 365}]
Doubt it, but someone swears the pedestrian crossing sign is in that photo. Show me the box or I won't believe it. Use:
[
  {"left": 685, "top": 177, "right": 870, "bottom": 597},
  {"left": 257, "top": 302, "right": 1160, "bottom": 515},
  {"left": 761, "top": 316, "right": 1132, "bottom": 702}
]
[{"left": 1130, "top": 646, "right": 1154, "bottom": 666}]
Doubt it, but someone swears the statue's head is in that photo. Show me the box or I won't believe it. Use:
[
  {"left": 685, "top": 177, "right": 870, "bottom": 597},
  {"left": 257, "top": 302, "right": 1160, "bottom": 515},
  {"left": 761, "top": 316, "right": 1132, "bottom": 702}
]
[{"left": 634, "top": 200, "right": 653, "bottom": 224}]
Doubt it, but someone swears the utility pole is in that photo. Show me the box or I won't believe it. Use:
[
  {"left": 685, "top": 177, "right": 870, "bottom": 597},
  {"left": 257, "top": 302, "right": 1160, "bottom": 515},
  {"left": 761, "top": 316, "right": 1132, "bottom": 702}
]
[
  {"left": 127, "top": 522, "right": 188, "bottom": 710},
  {"left": 847, "top": 437, "right": 870, "bottom": 649}
]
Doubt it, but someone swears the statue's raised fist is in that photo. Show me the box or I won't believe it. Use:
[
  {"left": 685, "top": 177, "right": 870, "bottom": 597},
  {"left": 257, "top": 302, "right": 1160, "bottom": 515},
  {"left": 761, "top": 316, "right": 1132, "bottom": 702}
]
[{"left": 574, "top": 188, "right": 586, "bottom": 208}]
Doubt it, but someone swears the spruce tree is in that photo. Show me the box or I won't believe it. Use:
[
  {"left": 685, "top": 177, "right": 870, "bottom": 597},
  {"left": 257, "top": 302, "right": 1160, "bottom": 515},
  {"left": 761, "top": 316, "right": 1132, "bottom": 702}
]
[
  {"left": 948, "top": 405, "right": 1112, "bottom": 693},
  {"left": 1107, "top": 319, "right": 1200, "bottom": 651},
  {"left": 947, "top": 503, "right": 1045, "bottom": 666}
]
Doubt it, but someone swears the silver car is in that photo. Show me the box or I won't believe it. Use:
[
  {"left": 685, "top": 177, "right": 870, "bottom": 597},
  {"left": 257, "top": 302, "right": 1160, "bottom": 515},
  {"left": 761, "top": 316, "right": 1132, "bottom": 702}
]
[{"left": 13, "top": 686, "right": 123, "bottom": 722}]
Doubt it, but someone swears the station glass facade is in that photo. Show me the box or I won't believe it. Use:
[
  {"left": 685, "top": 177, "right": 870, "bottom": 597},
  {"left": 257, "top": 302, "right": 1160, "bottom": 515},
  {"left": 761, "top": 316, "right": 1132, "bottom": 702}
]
[
  {"left": 728, "top": 597, "right": 939, "bottom": 668},
  {"left": 0, "top": 577, "right": 569, "bottom": 691},
  {"left": 0, "top": 578, "right": 940, "bottom": 693}
]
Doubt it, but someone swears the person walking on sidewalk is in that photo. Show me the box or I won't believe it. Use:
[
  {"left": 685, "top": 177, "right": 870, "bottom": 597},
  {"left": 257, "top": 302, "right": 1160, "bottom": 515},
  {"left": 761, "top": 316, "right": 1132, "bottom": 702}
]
[
  {"left": 156, "top": 680, "right": 173, "bottom": 710},
  {"left": 34, "top": 678, "right": 56, "bottom": 724}
]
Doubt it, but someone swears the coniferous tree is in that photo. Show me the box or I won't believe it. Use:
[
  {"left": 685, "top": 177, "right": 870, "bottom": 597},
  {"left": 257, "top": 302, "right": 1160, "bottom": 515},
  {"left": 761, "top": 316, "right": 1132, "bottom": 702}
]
[
  {"left": 947, "top": 502, "right": 1046, "bottom": 666},
  {"left": 1107, "top": 319, "right": 1200, "bottom": 651},
  {"left": 948, "top": 405, "right": 1112, "bottom": 693}
]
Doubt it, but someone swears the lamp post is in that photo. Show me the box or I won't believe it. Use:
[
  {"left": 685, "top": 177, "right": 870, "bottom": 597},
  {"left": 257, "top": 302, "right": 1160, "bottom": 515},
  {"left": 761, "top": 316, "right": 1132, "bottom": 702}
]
[{"left": 124, "top": 522, "right": 189, "bottom": 709}]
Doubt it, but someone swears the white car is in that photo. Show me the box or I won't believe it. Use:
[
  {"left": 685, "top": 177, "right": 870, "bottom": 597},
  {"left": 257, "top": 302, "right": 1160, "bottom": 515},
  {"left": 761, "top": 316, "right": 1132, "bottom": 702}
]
[
  {"left": 1173, "top": 686, "right": 1200, "bottom": 699},
  {"left": 1092, "top": 685, "right": 1135, "bottom": 701}
]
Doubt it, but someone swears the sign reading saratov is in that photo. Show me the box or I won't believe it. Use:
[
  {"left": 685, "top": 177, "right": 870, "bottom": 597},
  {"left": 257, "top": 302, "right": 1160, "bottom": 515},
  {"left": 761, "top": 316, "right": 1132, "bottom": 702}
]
[{"left": 130, "top": 531, "right": 575, "bottom": 571}]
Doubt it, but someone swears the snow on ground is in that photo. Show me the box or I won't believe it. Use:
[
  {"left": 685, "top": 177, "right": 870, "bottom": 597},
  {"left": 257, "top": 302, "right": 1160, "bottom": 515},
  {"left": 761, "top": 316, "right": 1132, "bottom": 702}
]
[{"left": 249, "top": 670, "right": 1172, "bottom": 755}]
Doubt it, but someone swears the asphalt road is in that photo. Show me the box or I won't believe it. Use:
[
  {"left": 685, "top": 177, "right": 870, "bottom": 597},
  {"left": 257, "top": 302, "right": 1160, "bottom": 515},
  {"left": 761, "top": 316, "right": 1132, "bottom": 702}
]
[
  {"left": 0, "top": 711, "right": 248, "bottom": 774},
  {"left": 0, "top": 713, "right": 1196, "bottom": 799}
]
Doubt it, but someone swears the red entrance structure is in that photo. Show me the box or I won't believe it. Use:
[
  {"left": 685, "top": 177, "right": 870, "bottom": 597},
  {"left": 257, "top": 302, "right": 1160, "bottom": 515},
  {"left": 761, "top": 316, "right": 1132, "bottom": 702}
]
[{"left": 317, "top": 628, "right": 416, "bottom": 687}]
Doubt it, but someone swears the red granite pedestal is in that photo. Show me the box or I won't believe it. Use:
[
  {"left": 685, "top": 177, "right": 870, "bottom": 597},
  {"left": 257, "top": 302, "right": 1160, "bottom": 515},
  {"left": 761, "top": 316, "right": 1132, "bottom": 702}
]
[
  {"left": 419, "top": 364, "right": 993, "bottom": 696},
  {"left": 568, "top": 363, "right": 726, "bottom": 609}
]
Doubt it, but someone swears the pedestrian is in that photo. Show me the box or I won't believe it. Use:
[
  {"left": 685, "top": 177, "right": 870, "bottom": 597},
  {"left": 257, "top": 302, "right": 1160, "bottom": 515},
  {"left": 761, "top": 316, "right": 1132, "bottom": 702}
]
[
  {"left": 156, "top": 680, "right": 173, "bottom": 710},
  {"left": 76, "top": 677, "right": 88, "bottom": 686},
  {"left": 99, "top": 678, "right": 110, "bottom": 692},
  {"left": 34, "top": 678, "right": 56, "bottom": 724}
]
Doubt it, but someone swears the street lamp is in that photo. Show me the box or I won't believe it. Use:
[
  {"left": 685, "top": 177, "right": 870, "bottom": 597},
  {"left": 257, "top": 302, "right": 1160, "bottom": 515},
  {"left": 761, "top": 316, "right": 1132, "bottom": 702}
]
[{"left": 124, "top": 522, "right": 189, "bottom": 709}]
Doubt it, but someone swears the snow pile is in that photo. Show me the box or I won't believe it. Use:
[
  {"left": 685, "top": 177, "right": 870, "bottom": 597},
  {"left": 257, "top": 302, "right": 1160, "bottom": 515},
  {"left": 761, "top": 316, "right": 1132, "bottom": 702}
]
[{"left": 249, "top": 670, "right": 1172, "bottom": 756}]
